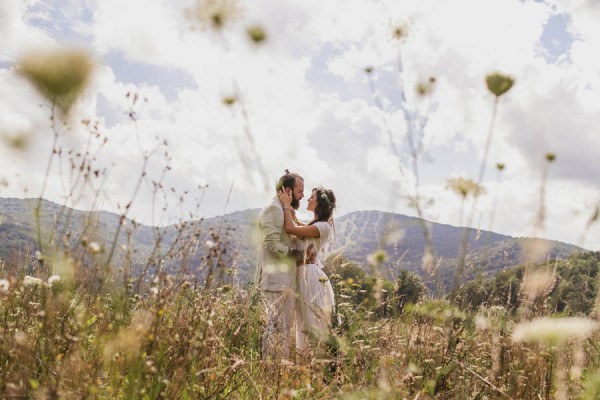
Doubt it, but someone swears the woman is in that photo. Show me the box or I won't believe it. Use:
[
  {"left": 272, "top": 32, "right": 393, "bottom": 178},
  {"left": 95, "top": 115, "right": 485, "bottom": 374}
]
[{"left": 278, "top": 186, "right": 337, "bottom": 351}]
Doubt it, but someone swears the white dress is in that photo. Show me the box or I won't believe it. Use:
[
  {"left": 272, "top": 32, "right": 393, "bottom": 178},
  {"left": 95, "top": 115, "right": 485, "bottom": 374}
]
[{"left": 296, "top": 221, "right": 336, "bottom": 351}]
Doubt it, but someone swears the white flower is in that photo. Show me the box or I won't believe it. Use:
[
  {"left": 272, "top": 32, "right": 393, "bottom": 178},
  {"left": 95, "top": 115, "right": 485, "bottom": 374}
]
[
  {"left": 150, "top": 287, "right": 159, "bottom": 296},
  {"left": 35, "top": 251, "right": 44, "bottom": 261},
  {"left": 23, "top": 275, "right": 45, "bottom": 287},
  {"left": 205, "top": 240, "right": 215, "bottom": 248},
  {"left": 47, "top": 275, "right": 61, "bottom": 286},
  {"left": 89, "top": 242, "right": 101, "bottom": 254},
  {"left": 475, "top": 315, "right": 490, "bottom": 331},
  {"left": 512, "top": 317, "right": 599, "bottom": 345},
  {"left": 0, "top": 279, "right": 9, "bottom": 294}
]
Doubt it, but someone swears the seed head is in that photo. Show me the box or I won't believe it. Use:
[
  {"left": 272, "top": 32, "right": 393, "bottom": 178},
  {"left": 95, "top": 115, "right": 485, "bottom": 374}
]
[
  {"left": 18, "top": 49, "right": 94, "bottom": 115},
  {"left": 485, "top": 72, "right": 515, "bottom": 97},
  {"left": 222, "top": 96, "right": 237, "bottom": 106},
  {"left": 246, "top": 25, "right": 267, "bottom": 44},
  {"left": 392, "top": 22, "right": 409, "bottom": 41},
  {"left": 186, "top": 0, "right": 240, "bottom": 31},
  {"left": 446, "top": 177, "right": 486, "bottom": 199}
]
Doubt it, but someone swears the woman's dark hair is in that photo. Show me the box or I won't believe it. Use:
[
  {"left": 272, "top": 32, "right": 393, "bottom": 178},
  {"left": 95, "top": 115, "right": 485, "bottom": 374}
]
[
  {"left": 309, "top": 187, "right": 336, "bottom": 225},
  {"left": 276, "top": 169, "right": 303, "bottom": 192}
]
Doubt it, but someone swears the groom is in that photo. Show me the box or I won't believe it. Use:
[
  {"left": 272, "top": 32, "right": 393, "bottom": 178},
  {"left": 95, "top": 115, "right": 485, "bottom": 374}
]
[{"left": 255, "top": 169, "right": 304, "bottom": 359}]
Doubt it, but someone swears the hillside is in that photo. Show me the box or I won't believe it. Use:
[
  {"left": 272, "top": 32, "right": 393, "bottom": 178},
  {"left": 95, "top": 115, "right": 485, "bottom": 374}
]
[{"left": 0, "top": 198, "right": 584, "bottom": 289}]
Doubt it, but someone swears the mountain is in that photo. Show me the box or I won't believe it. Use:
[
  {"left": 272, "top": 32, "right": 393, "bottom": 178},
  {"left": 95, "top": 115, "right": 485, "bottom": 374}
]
[
  {"left": 0, "top": 198, "right": 584, "bottom": 290},
  {"left": 334, "top": 210, "right": 582, "bottom": 289}
]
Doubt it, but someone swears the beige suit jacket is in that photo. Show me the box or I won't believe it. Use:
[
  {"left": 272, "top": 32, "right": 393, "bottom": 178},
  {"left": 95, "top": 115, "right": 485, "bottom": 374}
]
[{"left": 254, "top": 196, "right": 297, "bottom": 291}]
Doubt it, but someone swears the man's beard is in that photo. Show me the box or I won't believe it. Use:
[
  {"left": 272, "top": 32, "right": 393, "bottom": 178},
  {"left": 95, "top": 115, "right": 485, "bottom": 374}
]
[{"left": 291, "top": 195, "right": 300, "bottom": 210}]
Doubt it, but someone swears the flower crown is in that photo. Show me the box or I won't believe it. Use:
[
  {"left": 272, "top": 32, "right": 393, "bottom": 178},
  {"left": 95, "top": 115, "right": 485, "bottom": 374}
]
[{"left": 317, "top": 187, "right": 335, "bottom": 209}]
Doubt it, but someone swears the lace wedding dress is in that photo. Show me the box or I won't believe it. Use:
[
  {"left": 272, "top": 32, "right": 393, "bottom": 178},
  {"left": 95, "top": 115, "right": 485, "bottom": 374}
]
[{"left": 296, "top": 221, "right": 336, "bottom": 351}]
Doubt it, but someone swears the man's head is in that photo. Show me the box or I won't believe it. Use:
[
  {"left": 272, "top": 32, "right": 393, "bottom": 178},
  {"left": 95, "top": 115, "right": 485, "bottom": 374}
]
[{"left": 276, "top": 169, "right": 304, "bottom": 209}]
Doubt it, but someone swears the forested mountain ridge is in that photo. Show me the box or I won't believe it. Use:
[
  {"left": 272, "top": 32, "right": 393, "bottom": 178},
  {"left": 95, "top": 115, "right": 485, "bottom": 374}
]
[{"left": 0, "top": 198, "right": 584, "bottom": 289}]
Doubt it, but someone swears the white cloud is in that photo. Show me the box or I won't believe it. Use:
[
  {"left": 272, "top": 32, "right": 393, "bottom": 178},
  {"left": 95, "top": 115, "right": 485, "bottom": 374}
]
[{"left": 0, "top": 0, "right": 599, "bottom": 252}]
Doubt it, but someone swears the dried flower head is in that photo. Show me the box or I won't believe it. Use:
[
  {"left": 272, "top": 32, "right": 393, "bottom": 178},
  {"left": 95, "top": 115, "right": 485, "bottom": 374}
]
[
  {"left": 496, "top": 163, "right": 505, "bottom": 171},
  {"left": 222, "top": 95, "right": 237, "bottom": 106},
  {"left": 246, "top": 25, "right": 267, "bottom": 44},
  {"left": 89, "top": 242, "right": 101, "bottom": 254},
  {"left": 47, "top": 274, "right": 61, "bottom": 287},
  {"left": 485, "top": 72, "right": 515, "bottom": 97},
  {"left": 23, "top": 275, "right": 44, "bottom": 287},
  {"left": 0, "top": 279, "right": 9, "bottom": 294},
  {"left": 512, "top": 317, "right": 599, "bottom": 346},
  {"left": 446, "top": 177, "right": 486, "bottom": 199},
  {"left": 392, "top": 22, "right": 409, "bottom": 41},
  {"left": 546, "top": 153, "right": 556, "bottom": 162},
  {"left": 367, "top": 250, "right": 387, "bottom": 265},
  {"left": 186, "top": 0, "right": 240, "bottom": 31},
  {"left": 364, "top": 66, "right": 373, "bottom": 75},
  {"left": 18, "top": 49, "right": 94, "bottom": 115},
  {"left": 416, "top": 76, "right": 436, "bottom": 97}
]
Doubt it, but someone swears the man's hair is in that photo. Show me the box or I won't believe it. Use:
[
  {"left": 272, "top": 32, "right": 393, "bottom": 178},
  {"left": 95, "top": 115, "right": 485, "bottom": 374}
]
[{"left": 275, "top": 169, "right": 303, "bottom": 192}]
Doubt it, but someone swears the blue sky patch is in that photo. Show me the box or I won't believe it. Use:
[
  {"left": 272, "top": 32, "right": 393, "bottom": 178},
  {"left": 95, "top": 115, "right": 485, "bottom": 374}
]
[{"left": 540, "top": 13, "right": 573, "bottom": 63}]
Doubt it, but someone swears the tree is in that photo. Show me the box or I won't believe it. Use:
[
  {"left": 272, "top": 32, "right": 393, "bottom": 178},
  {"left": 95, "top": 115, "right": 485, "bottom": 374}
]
[{"left": 396, "top": 269, "right": 426, "bottom": 313}]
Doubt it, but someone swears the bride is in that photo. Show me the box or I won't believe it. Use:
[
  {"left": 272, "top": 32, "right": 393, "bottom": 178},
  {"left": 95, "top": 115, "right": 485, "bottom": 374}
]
[{"left": 278, "top": 186, "right": 337, "bottom": 351}]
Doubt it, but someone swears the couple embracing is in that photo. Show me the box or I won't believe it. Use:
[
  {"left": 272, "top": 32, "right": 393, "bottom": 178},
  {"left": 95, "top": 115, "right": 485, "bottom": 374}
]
[{"left": 254, "top": 169, "right": 337, "bottom": 360}]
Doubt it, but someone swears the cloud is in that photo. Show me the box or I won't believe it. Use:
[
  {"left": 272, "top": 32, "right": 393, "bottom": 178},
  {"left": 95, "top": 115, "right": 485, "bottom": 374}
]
[{"left": 1, "top": 0, "right": 599, "bottom": 252}]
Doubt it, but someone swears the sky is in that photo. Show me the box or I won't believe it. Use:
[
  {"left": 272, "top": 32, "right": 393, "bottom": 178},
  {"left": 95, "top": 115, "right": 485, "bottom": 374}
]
[{"left": 1, "top": 0, "right": 599, "bottom": 251}]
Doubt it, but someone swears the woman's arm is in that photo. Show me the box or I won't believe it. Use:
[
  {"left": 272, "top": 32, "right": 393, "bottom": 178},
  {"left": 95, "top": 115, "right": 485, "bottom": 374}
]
[
  {"left": 283, "top": 208, "right": 320, "bottom": 238},
  {"left": 278, "top": 189, "right": 320, "bottom": 238}
]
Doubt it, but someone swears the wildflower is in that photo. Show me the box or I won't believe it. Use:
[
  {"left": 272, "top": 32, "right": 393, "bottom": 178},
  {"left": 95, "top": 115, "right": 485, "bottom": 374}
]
[
  {"left": 205, "top": 240, "right": 215, "bottom": 248},
  {"left": 364, "top": 66, "right": 374, "bottom": 75},
  {"left": 222, "top": 96, "right": 237, "bottom": 106},
  {"left": 512, "top": 317, "right": 599, "bottom": 346},
  {"left": 14, "top": 331, "right": 28, "bottom": 347},
  {"left": 18, "top": 48, "right": 94, "bottom": 115},
  {"left": 23, "top": 276, "right": 44, "bottom": 287},
  {"left": 35, "top": 251, "right": 44, "bottom": 261},
  {"left": 47, "top": 274, "right": 61, "bottom": 286},
  {"left": 496, "top": 163, "right": 505, "bottom": 171},
  {"left": 0, "top": 279, "right": 9, "bottom": 294},
  {"left": 186, "top": 0, "right": 240, "bottom": 31},
  {"left": 246, "top": 25, "right": 267, "bottom": 44},
  {"left": 485, "top": 72, "right": 514, "bottom": 97},
  {"left": 150, "top": 287, "right": 159, "bottom": 296},
  {"left": 391, "top": 22, "right": 409, "bottom": 41},
  {"left": 367, "top": 250, "right": 387, "bottom": 265},
  {"left": 546, "top": 153, "right": 556, "bottom": 162},
  {"left": 475, "top": 315, "right": 490, "bottom": 331},
  {"left": 89, "top": 242, "right": 101, "bottom": 254},
  {"left": 446, "top": 177, "right": 486, "bottom": 199},
  {"left": 2, "top": 131, "right": 30, "bottom": 151},
  {"left": 416, "top": 77, "right": 436, "bottom": 97}
]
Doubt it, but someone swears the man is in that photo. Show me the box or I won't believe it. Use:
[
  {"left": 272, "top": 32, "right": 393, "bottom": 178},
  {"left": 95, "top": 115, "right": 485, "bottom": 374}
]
[{"left": 255, "top": 169, "right": 304, "bottom": 359}]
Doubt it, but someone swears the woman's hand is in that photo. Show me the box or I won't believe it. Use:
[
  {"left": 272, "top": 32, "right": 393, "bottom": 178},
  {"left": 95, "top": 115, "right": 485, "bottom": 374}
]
[{"left": 278, "top": 187, "right": 293, "bottom": 208}]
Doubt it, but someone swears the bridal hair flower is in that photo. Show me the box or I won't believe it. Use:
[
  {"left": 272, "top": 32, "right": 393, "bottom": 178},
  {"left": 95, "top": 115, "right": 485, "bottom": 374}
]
[{"left": 317, "top": 187, "right": 335, "bottom": 210}]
